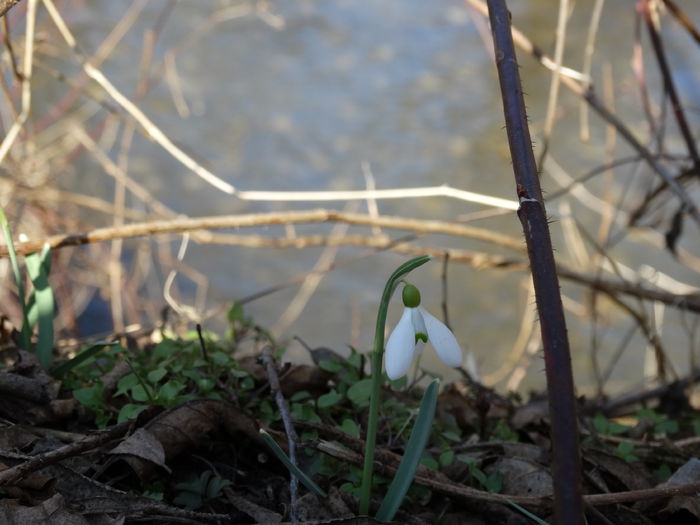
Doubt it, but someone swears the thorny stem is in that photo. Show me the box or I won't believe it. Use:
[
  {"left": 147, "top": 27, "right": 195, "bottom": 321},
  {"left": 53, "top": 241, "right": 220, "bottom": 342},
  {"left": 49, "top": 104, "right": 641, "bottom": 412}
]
[
  {"left": 486, "top": 2, "right": 585, "bottom": 524},
  {"left": 359, "top": 255, "right": 430, "bottom": 515}
]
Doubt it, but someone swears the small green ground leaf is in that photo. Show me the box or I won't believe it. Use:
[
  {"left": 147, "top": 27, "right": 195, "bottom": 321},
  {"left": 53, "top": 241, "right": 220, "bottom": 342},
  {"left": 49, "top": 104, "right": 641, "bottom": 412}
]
[
  {"left": 615, "top": 441, "right": 638, "bottom": 462},
  {"left": 388, "top": 375, "right": 407, "bottom": 390},
  {"left": 375, "top": 378, "right": 439, "bottom": 522},
  {"left": 227, "top": 301, "right": 245, "bottom": 323},
  {"left": 115, "top": 374, "right": 139, "bottom": 397},
  {"left": 73, "top": 384, "right": 104, "bottom": 410},
  {"left": 205, "top": 475, "right": 231, "bottom": 499},
  {"left": 319, "top": 359, "right": 343, "bottom": 373},
  {"left": 131, "top": 384, "right": 151, "bottom": 402},
  {"left": 291, "top": 391, "right": 311, "bottom": 402},
  {"left": 457, "top": 454, "right": 477, "bottom": 466},
  {"left": 442, "top": 430, "right": 462, "bottom": 442},
  {"left": 317, "top": 389, "right": 343, "bottom": 409},
  {"left": 485, "top": 472, "right": 503, "bottom": 493},
  {"left": 655, "top": 419, "right": 679, "bottom": 438},
  {"left": 490, "top": 419, "right": 518, "bottom": 441},
  {"left": 439, "top": 449, "right": 455, "bottom": 467},
  {"left": 593, "top": 413, "right": 609, "bottom": 434},
  {"left": 291, "top": 402, "right": 321, "bottom": 423},
  {"left": 339, "top": 418, "right": 359, "bottom": 438},
  {"left": 347, "top": 378, "right": 373, "bottom": 406},
  {"left": 196, "top": 377, "right": 215, "bottom": 392},
  {"left": 420, "top": 456, "right": 439, "bottom": 470},
  {"left": 157, "top": 379, "right": 186, "bottom": 403},
  {"left": 147, "top": 367, "right": 168, "bottom": 384},
  {"left": 471, "top": 467, "right": 487, "bottom": 487},
  {"left": 655, "top": 463, "right": 672, "bottom": 481},
  {"left": 118, "top": 403, "right": 149, "bottom": 423},
  {"left": 608, "top": 422, "right": 630, "bottom": 435}
]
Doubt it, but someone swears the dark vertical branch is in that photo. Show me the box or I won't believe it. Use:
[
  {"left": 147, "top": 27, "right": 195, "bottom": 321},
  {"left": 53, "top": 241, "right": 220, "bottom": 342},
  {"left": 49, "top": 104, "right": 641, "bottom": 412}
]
[
  {"left": 485, "top": 2, "right": 584, "bottom": 524},
  {"left": 642, "top": 0, "right": 700, "bottom": 172}
]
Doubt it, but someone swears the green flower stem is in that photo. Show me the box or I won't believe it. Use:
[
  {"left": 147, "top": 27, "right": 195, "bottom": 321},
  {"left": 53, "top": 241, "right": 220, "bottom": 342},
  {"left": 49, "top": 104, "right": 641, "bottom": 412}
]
[{"left": 359, "top": 255, "right": 431, "bottom": 515}]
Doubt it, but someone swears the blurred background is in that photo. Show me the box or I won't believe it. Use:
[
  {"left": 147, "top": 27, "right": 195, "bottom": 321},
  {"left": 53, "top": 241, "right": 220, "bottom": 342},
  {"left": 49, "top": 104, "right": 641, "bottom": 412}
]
[{"left": 1, "top": 0, "right": 698, "bottom": 395}]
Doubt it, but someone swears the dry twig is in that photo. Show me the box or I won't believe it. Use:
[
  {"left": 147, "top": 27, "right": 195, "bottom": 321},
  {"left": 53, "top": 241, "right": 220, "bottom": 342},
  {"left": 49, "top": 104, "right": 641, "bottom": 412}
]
[
  {"left": 260, "top": 345, "right": 299, "bottom": 520},
  {"left": 0, "top": 0, "right": 22, "bottom": 20},
  {"left": 0, "top": 420, "right": 133, "bottom": 486},
  {"left": 465, "top": 0, "right": 700, "bottom": 225}
]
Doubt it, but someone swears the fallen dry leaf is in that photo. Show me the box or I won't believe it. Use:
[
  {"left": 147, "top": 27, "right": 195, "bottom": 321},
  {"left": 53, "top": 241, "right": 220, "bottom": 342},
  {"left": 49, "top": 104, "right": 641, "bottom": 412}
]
[
  {"left": 485, "top": 456, "right": 553, "bottom": 497},
  {"left": 657, "top": 458, "right": 700, "bottom": 521},
  {"left": 115, "top": 398, "right": 260, "bottom": 480},
  {"left": 583, "top": 448, "right": 653, "bottom": 492},
  {"left": 108, "top": 428, "right": 171, "bottom": 481}
]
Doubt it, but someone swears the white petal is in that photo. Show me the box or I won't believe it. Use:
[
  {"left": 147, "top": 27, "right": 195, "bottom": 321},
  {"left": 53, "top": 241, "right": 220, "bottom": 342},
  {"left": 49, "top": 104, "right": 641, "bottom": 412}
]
[
  {"left": 419, "top": 308, "right": 463, "bottom": 367},
  {"left": 411, "top": 307, "right": 427, "bottom": 339},
  {"left": 385, "top": 308, "right": 418, "bottom": 380}
]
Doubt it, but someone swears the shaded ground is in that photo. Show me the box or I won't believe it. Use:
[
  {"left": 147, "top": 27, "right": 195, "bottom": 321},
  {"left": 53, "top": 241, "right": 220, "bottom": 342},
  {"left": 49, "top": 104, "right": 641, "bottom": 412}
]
[{"left": 0, "top": 309, "right": 699, "bottom": 525}]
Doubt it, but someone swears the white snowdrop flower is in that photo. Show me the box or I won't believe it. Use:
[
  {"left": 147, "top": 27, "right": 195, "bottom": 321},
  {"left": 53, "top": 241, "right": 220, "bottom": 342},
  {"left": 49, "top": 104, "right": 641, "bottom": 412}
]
[{"left": 385, "top": 284, "right": 462, "bottom": 380}]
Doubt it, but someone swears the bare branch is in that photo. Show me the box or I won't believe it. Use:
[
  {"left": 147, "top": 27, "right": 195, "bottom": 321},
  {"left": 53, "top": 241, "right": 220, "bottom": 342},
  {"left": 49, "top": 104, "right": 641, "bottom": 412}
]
[
  {"left": 0, "top": 0, "right": 22, "bottom": 19},
  {"left": 1, "top": 210, "right": 526, "bottom": 257}
]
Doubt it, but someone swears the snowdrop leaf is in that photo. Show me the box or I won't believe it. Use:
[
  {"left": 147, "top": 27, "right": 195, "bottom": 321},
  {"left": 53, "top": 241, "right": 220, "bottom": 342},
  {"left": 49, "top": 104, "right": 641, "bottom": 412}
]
[{"left": 376, "top": 379, "right": 439, "bottom": 521}]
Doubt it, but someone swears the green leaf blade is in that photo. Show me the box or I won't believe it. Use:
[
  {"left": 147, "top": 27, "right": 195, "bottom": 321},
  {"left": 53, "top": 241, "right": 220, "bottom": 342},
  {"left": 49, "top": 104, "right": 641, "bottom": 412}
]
[
  {"left": 25, "top": 244, "right": 54, "bottom": 367},
  {"left": 259, "top": 429, "right": 326, "bottom": 497},
  {"left": 375, "top": 378, "right": 439, "bottom": 522},
  {"left": 52, "top": 342, "right": 119, "bottom": 378}
]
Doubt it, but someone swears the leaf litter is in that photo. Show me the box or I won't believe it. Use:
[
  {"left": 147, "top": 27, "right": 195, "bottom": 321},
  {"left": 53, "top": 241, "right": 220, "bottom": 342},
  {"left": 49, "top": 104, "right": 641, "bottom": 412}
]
[{"left": 0, "top": 322, "right": 699, "bottom": 524}]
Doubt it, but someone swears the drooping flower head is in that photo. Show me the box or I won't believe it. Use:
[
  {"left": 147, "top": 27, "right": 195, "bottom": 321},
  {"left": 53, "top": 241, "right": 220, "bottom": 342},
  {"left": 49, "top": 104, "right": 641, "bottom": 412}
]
[{"left": 384, "top": 283, "right": 463, "bottom": 380}]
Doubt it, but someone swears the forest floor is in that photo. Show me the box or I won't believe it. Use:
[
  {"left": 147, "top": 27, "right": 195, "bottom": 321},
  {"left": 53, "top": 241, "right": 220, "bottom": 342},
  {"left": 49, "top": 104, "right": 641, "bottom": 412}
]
[{"left": 0, "top": 306, "right": 698, "bottom": 525}]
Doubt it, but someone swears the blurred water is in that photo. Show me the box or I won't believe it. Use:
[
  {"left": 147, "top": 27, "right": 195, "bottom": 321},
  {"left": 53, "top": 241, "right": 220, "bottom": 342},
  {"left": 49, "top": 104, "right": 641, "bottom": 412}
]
[{"left": 55, "top": 0, "right": 700, "bottom": 392}]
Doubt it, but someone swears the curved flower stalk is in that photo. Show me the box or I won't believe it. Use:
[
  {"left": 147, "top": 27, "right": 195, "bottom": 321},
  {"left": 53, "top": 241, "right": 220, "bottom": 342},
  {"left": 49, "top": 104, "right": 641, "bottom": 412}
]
[
  {"left": 257, "top": 256, "right": 460, "bottom": 521},
  {"left": 359, "top": 256, "right": 464, "bottom": 517},
  {"left": 385, "top": 284, "right": 462, "bottom": 380},
  {"left": 359, "top": 255, "right": 431, "bottom": 515}
]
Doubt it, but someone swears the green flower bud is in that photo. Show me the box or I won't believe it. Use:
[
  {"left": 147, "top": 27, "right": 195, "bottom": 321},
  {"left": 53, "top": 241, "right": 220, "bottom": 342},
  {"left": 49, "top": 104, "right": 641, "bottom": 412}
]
[{"left": 402, "top": 284, "right": 421, "bottom": 308}]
